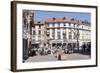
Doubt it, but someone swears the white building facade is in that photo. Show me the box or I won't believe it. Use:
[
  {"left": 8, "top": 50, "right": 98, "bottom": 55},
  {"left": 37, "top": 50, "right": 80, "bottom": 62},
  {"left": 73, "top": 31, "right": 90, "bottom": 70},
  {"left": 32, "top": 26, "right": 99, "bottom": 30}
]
[
  {"left": 31, "top": 17, "right": 91, "bottom": 51},
  {"left": 47, "top": 18, "right": 90, "bottom": 50}
]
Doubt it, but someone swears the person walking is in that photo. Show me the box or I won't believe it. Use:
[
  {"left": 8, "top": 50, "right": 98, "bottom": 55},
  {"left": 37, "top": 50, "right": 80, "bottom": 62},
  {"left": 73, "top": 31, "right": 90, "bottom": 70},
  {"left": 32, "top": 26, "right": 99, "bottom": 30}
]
[{"left": 57, "top": 46, "right": 63, "bottom": 60}]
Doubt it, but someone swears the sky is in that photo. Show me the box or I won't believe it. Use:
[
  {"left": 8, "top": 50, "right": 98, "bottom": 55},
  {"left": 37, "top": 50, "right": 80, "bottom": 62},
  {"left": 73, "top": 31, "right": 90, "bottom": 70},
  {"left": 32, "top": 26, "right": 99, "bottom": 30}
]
[{"left": 32, "top": 10, "right": 91, "bottom": 22}]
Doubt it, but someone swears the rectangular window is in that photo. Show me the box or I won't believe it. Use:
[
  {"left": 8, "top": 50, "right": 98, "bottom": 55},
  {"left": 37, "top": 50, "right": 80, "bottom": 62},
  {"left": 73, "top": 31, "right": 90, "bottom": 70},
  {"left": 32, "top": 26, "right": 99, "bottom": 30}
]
[
  {"left": 73, "top": 32, "right": 76, "bottom": 39},
  {"left": 74, "top": 24, "right": 75, "bottom": 27},
  {"left": 52, "top": 29, "right": 55, "bottom": 39},
  {"left": 57, "top": 29, "right": 60, "bottom": 39},
  {"left": 63, "top": 29, "right": 66, "bottom": 39},
  {"left": 69, "top": 23, "right": 71, "bottom": 26},
  {"left": 63, "top": 33, "right": 66, "bottom": 39},
  {"left": 39, "top": 30, "right": 41, "bottom": 35},
  {"left": 33, "top": 31, "right": 35, "bottom": 35},
  {"left": 69, "top": 32, "right": 72, "bottom": 39},
  {"left": 39, "top": 25, "right": 41, "bottom": 29},
  {"left": 53, "top": 23, "right": 55, "bottom": 27},
  {"left": 58, "top": 23, "right": 60, "bottom": 27}
]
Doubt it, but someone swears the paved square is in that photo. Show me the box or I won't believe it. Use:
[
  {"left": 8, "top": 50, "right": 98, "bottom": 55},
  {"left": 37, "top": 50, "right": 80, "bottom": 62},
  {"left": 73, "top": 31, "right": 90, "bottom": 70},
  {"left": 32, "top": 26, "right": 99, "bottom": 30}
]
[{"left": 25, "top": 53, "right": 90, "bottom": 63}]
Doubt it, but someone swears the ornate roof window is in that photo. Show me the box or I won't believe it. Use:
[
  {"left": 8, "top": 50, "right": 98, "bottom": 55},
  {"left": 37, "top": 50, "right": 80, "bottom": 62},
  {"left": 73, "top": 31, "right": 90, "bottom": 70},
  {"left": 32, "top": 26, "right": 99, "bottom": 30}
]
[
  {"left": 52, "top": 17, "right": 56, "bottom": 20},
  {"left": 71, "top": 18, "right": 74, "bottom": 21},
  {"left": 63, "top": 17, "right": 66, "bottom": 20}
]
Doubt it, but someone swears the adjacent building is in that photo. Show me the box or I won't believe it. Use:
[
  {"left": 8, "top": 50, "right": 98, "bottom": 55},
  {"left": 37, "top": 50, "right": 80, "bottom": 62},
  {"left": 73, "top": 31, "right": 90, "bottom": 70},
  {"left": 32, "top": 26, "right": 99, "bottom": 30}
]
[
  {"left": 31, "top": 21, "right": 47, "bottom": 48},
  {"left": 22, "top": 10, "right": 34, "bottom": 61}
]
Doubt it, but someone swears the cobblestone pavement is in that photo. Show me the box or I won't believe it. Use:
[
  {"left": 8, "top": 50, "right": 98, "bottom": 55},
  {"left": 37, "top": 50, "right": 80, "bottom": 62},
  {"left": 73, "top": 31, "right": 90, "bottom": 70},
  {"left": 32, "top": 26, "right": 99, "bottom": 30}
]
[{"left": 25, "top": 53, "right": 91, "bottom": 63}]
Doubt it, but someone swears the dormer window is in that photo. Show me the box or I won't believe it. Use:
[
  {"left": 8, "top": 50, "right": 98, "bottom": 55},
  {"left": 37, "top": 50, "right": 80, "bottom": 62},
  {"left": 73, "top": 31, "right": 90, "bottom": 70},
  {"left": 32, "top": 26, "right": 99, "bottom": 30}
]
[
  {"left": 53, "top": 17, "right": 56, "bottom": 20},
  {"left": 71, "top": 18, "right": 74, "bottom": 21},
  {"left": 64, "top": 24, "right": 66, "bottom": 26},
  {"left": 63, "top": 17, "right": 66, "bottom": 20},
  {"left": 38, "top": 21, "right": 40, "bottom": 23}
]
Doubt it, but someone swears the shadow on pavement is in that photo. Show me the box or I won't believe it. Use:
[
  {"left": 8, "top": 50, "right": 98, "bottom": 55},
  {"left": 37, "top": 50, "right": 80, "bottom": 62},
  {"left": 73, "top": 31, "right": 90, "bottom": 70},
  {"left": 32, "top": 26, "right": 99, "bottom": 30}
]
[{"left": 73, "top": 49, "right": 91, "bottom": 56}]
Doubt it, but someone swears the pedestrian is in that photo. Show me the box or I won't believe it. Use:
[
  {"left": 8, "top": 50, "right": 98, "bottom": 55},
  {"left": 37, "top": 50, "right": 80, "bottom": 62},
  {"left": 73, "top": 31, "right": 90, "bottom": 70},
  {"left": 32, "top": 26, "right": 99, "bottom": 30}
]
[
  {"left": 82, "top": 43, "right": 86, "bottom": 53},
  {"left": 58, "top": 54, "right": 61, "bottom": 60},
  {"left": 57, "top": 47, "right": 63, "bottom": 60}
]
